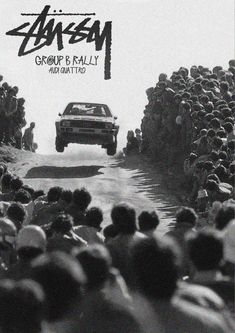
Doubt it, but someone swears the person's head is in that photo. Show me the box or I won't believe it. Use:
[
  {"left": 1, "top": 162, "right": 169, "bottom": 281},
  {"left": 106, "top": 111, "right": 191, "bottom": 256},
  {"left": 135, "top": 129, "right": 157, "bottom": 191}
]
[
  {"left": 127, "top": 130, "right": 134, "bottom": 140},
  {"left": 186, "top": 229, "right": 223, "bottom": 271},
  {"left": 111, "top": 203, "right": 137, "bottom": 234},
  {"left": 214, "top": 205, "right": 235, "bottom": 230},
  {"left": 210, "top": 118, "right": 221, "bottom": 130},
  {"left": 0, "top": 279, "right": 45, "bottom": 333},
  {"left": 7, "top": 203, "right": 26, "bottom": 228},
  {"left": 175, "top": 207, "right": 197, "bottom": 227},
  {"left": 199, "top": 129, "right": 207, "bottom": 137},
  {"left": 138, "top": 211, "right": 160, "bottom": 233},
  {"left": 213, "top": 66, "right": 223, "bottom": 75},
  {"left": 30, "top": 122, "right": 35, "bottom": 129},
  {"left": 32, "top": 190, "right": 45, "bottom": 201},
  {"left": 205, "top": 179, "right": 219, "bottom": 193},
  {"left": 17, "top": 97, "right": 25, "bottom": 106},
  {"left": 207, "top": 129, "right": 216, "bottom": 140},
  {"left": 207, "top": 173, "right": 220, "bottom": 183},
  {"left": 50, "top": 213, "right": 74, "bottom": 235},
  {"left": 203, "top": 161, "right": 214, "bottom": 172},
  {"left": 214, "top": 165, "right": 227, "bottom": 179},
  {"left": 218, "top": 151, "right": 228, "bottom": 160},
  {"left": 59, "top": 189, "right": 73, "bottom": 205},
  {"left": 30, "top": 252, "right": 86, "bottom": 322},
  {"left": 210, "top": 151, "right": 219, "bottom": 162},
  {"left": 7, "top": 87, "right": 16, "bottom": 97},
  {"left": 21, "top": 185, "right": 35, "bottom": 197},
  {"left": 158, "top": 73, "right": 167, "bottom": 81},
  {"left": 1, "top": 173, "right": 13, "bottom": 192},
  {"left": 188, "top": 153, "right": 198, "bottom": 163},
  {"left": 223, "top": 122, "right": 233, "bottom": 134},
  {"left": 0, "top": 218, "right": 17, "bottom": 247},
  {"left": 47, "top": 186, "right": 62, "bottom": 203},
  {"left": 14, "top": 189, "right": 31, "bottom": 204},
  {"left": 72, "top": 188, "right": 92, "bottom": 212},
  {"left": 85, "top": 207, "right": 103, "bottom": 230},
  {"left": 212, "top": 136, "right": 223, "bottom": 150},
  {"left": 16, "top": 226, "right": 47, "bottom": 261},
  {"left": 130, "top": 236, "right": 180, "bottom": 300},
  {"left": 74, "top": 245, "right": 111, "bottom": 291},
  {"left": 10, "top": 177, "right": 23, "bottom": 192},
  {"left": 174, "top": 94, "right": 182, "bottom": 105},
  {"left": 220, "top": 81, "right": 229, "bottom": 93},
  {"left": 103, "top": 224, "right": 119, "bottom": 242}
]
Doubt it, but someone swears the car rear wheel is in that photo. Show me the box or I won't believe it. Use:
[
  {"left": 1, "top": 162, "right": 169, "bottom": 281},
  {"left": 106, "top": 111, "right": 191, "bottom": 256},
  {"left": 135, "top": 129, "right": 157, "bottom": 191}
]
[
  {"left": 107, "top": 143, "right": 116, "bottom": 156},
  {"left": 55, "top": 137, "right": 65, "bottom": 153}
]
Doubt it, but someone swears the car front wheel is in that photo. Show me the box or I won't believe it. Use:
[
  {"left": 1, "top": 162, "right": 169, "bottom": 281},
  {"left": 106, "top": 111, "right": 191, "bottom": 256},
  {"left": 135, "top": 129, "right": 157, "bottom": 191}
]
[
  {"left": 107, "top": 143, "right": 116, "bottom": 156},
  {"left": 55, "top": 137, "right": 65, "bottom": 153}
]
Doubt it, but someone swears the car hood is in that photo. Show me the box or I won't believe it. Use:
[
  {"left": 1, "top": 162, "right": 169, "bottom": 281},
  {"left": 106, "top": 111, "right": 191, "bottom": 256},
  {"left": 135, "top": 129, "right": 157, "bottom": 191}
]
[{"left": 60, "top": 115, "right": 114, "bottom": 122}]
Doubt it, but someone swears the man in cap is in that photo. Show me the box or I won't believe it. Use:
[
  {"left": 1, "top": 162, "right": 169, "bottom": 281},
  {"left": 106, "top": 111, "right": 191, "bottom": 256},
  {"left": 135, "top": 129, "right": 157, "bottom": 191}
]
[{"left": 6, "top": 225, "right": 46, "bottom": 280}]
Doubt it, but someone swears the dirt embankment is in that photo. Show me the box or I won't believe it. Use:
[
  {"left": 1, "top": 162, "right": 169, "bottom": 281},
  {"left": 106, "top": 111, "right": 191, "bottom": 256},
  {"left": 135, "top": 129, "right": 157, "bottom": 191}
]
[{"left": 0, "top": 145, "right": 44, "bottom": 177}]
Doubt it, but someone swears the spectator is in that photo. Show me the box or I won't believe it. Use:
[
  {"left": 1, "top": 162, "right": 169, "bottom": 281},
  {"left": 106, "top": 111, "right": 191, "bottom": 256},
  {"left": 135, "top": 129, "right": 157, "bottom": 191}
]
[
  {"left": 66, "top": 187, "right": 92, "bottom": 226},
  {"left": 22, "top": 122, "right": 35, "bottom": 151},
  {"left": 6, "top": 202, "right": 26, "bottom": 231},
  {"left": 130, "top": 236, "right": 230, "bottom": 333},
  {"left": 138, "top": 210, "right": 160, "bottom": 236},
  {"left": 107, "top": 203, "right": 145, "bottom": 285},
  {"left": 47, "top": 213, "right": 87, "bottom": 253},
  {"left": 166, "top": 207, "right": 197, "bottom": 275},
  {"left": 30, "top": 252, "right": 86, "bottom": 330},
  {"left": 0, "top": 279, "right": 45, "bottom": 333},
  {"left": 6, "top": 225, "right": 47, "bottom": 280},
  {"left": 74, "top": 207, "right": 105, "bottom": 244},
  {"left": 186, "top": 229, "right": 234, "bottom": 314}
]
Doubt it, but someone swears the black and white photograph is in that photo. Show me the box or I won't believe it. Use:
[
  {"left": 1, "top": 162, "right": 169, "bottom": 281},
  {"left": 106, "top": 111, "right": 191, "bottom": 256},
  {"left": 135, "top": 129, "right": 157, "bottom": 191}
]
[{"left": 0, "top": 0, "right": 234, "bottom": 332}]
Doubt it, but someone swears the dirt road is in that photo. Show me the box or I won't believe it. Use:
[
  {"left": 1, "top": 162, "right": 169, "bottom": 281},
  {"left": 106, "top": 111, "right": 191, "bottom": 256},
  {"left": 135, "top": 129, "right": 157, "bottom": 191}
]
[{"left": 9, "top": 147, "right": 179, "bottom": 234}]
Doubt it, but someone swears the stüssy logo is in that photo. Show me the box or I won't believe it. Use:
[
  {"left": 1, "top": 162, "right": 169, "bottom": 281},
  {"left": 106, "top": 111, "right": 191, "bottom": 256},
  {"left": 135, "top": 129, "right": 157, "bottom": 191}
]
[{"left": 6, "top": 5, "right": 112, "bottom": 79}]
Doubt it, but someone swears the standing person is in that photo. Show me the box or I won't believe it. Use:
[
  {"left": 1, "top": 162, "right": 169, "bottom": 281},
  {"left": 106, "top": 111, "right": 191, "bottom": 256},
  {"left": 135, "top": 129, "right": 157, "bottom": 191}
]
[
  {"left": 0, "top": 87, "right": 6, "bottom": 145},
  {"left": 4, "top": 88, "right": 18, "bottom": 145},
  {"left": 14, "top": 98, "right": 26, "bottom": 150},
  {"left": 125, "top": 130, "right": 140, "bottom": 155},
  {"left": 23, "top": 122, "right": 35, "bottom": 151},
  {"left": 107, "top": 203, "right": 145, "bottom": 285}
]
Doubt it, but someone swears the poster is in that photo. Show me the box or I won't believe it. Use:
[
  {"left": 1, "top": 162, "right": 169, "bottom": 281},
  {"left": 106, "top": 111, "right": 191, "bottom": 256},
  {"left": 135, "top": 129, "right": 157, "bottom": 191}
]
[
  {"left": 0, "top": 0, "right": 234, "bottom": 225},
  {"left": 0, "top": 0, "right": 234, "bottom": 330}
]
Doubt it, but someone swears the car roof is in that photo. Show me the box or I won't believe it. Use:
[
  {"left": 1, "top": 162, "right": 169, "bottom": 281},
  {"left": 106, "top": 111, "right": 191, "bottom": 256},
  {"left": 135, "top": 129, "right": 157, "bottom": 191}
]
[{"left": 67, "top": 102, "right": 108, "bottom": 107}]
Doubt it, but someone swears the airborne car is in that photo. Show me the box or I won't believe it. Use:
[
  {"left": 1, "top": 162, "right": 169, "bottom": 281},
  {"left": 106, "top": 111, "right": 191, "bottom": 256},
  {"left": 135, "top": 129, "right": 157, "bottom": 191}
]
[{"left": 55, "top": 102, "right": 119, "bottom": 155}]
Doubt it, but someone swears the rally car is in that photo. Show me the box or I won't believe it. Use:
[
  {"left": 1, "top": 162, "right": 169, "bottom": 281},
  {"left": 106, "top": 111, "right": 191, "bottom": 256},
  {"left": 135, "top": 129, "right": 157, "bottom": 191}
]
[{"left": 55, "top": 102, "right": 119, "bottom": 155}]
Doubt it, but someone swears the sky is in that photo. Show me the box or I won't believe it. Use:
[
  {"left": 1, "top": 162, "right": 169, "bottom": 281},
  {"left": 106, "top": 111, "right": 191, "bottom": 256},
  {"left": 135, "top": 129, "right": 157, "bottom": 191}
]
[{"left": 0, "top": 0, "right": 234, "bottom": 155}]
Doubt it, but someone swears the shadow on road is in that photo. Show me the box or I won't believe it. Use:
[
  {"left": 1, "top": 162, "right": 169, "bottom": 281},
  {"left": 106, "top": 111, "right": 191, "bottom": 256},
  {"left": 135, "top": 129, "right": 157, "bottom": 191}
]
[
  {"left": 25, "top": 165, "right": 104, "bottom": 179},
  {"left": 111, "top": 155, "right": 182, "bottom": 222}
]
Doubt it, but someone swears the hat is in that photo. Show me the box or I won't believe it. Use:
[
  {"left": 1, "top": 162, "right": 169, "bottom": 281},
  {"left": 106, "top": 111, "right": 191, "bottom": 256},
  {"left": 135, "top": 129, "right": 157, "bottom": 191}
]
[
  {"left": 0, "top": 218, "right": 16, "bottom": 236},
  {"left": 223, "top": 219, "right": 235, "bottom": 264},
  {"left": 16, "top": 225, "right": 46, "bottom": 251}
]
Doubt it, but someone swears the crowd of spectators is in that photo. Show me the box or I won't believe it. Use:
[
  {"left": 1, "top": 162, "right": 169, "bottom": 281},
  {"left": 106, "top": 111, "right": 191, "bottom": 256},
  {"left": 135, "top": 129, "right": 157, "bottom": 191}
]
[
  {"left": 0, "top": 162, "right": 234, "bottom": 332},
  {"left": 0, "top": 74, "right": 36, "bottom": 152},
  {"left": 130, "top": 61, "right": 235, "bottom": 212}
]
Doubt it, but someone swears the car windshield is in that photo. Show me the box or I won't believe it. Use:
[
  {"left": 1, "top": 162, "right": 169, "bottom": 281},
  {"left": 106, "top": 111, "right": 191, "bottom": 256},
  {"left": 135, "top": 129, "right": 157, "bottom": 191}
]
[{"left": 64, "top": 103, "right": 111, "bottom": 117}]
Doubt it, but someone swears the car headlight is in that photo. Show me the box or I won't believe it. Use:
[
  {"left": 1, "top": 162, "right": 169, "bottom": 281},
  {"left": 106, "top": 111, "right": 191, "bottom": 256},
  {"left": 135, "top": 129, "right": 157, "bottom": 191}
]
[
  {"left": 61, "top": 120, "right": 71, "bottom": 127},
  {"left": 105, "top": 123, "right": 112, "bottom": 129}
]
